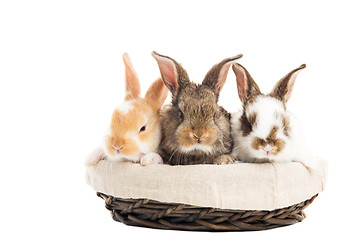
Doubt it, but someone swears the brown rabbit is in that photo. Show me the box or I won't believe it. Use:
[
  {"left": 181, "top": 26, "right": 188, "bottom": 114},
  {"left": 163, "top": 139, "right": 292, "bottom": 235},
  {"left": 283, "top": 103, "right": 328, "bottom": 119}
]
[{"left": 152, "top": 52, "right": 243, "bottom": 165}]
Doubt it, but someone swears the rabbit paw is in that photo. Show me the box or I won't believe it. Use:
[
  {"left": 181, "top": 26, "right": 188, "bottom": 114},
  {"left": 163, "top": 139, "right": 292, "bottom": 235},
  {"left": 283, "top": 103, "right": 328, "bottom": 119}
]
[
  {"left": 140, "top": 153, "right": 163, "bottom": 166},
  {"left": 214, "top": 154, "right": 235, "bottom": 165},
  {"left": 85, "top": 147, "right": 105, "bottom": 166}
]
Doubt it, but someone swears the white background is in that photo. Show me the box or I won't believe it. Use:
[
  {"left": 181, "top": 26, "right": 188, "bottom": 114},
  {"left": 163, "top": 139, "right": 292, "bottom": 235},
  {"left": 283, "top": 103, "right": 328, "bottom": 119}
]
[{"left": 1, "top": 0, "right": 360, "bottom": 239}]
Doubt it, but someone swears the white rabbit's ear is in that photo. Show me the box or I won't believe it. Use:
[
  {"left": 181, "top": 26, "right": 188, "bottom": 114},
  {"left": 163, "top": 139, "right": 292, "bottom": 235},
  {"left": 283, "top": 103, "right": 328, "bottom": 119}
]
[
  {"left": 270, "top": 64, "right": 306, "bottom": 104},
  {"left": 145, "top": 78, "right": 168, "bottom": 111},
  {"left": 152, "top": 51, "right": 189, "bottom": 94},
  {"left": 232, "top": 63, "right": 261, "bottom": 103},
  {"left": 123, "top": 53, "right": 141, "bottom": 100},
  {"left": 202, "top": 54, "right": 243, "bottom": 98}
]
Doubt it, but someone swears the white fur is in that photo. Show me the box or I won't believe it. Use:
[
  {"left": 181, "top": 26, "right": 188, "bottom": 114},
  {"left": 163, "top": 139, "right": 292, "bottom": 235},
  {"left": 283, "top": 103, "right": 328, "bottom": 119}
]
[
  {"left": 140, "top": 152, "right": 163, "bottom": 165},
  {"left": 116, "top": 100, "right": 134, "bottom": 114},
  {"left": 232, "top": 95, "right": 314, "bottom": 167},
  {"left": 180, "top": 144, "right": 214, "bottom": 154},
  {"left": 245, "top": 96, "right": 285, "bottom": 139}
]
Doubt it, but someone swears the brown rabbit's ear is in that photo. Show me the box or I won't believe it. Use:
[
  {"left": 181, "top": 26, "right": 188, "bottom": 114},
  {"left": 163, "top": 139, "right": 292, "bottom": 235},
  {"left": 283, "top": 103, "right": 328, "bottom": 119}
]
[
  {"left": 152, "top": 51, "right": 189, "bottom": 94},
  {"left": 123, "top": 53, "right": 141, "bottom": 100},
  {"left": 269, "top": 64, "right": 306, "bottom": 104},
  {"left": 202, "top": 54, "right": 243, "bottom": 96},
  {"left": 145, "top": 78, "right": 168, "bottom": 111},
  {"left": 232, "top": 63, "right": 261, "bottom": 103}
]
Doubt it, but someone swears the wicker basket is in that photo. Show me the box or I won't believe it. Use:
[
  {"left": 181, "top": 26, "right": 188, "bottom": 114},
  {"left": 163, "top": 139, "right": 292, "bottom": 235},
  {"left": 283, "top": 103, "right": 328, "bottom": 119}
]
[
  {"left": 97, "top": 192, "right": 318, "bottom": 231},
  {"left": 87, "top": 160, "right": 327, "bottom": 231}
]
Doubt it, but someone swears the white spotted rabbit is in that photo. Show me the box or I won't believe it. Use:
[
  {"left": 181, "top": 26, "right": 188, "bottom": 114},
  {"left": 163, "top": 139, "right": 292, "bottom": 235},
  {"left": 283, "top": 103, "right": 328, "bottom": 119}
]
[{"left": 231, "top": 63, "right": 314, "bottom": 169}]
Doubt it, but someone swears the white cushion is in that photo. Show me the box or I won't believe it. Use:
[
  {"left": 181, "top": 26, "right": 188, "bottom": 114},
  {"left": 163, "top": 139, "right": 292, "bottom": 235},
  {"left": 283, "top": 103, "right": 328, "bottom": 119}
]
[{"left": 86, "top": 158, "right": 327, "bottom": 210}]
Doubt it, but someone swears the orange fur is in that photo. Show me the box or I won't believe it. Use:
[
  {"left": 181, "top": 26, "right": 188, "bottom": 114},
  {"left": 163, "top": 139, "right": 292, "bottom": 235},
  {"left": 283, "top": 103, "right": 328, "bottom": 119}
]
[
  {"left": 106, "top": 99, "right": 160, "bottom": 157},
  {"left": 145, "top": 78, "right": 168, "bottom": 111},
  {"left": 106, "top": 135, "right": 138, "bottom": 157},
  {"left": 123, "top": 53, "right": 141, "bottom": 100},
  {"left": 103, "top": 53, "right": 167, "bottom": 162}
]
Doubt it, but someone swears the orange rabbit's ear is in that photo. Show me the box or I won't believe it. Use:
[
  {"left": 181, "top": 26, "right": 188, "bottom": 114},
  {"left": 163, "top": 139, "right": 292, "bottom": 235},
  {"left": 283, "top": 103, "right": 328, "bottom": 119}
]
[
  {"left": 123, "top": 53, "right": 141, "bottom": 100},
  {"left": 145, "top": 78, "right": 168, "bottom": 111}
]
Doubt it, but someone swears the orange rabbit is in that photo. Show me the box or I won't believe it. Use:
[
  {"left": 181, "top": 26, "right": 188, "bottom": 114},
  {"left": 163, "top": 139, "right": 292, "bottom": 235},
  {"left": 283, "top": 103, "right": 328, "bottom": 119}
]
[{"left": 86, "top": 53, "right": 168, "bottom": 166}]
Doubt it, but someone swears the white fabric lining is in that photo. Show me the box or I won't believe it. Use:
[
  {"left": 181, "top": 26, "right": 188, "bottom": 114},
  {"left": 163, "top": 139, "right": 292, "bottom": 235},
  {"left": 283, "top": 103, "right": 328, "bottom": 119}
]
[{"left": 86, "top": 158, "right": 327, "bottom": 210}]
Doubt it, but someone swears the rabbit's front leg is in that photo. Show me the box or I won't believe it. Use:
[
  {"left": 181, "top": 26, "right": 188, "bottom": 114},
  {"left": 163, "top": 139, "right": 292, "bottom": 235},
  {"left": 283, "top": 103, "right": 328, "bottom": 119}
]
[
  {"left": 214, "top": 154, "right": 235, "bottom": 165},
  {"left": 140, "top": 152, "right": 163, "bottom": 166}
]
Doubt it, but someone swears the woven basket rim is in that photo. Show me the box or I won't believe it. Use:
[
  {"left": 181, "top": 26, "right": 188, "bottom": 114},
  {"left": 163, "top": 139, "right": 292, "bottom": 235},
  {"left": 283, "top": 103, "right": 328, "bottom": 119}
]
[{"left": 97, "top": 192, "right": 318, "bottom": 231}]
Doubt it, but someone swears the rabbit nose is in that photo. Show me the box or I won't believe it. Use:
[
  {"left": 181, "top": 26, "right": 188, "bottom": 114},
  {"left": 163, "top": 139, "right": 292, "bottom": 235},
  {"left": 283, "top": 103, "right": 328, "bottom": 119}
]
[
  {"left": 192, "top": 134, "right": 202, "bottom": 143},
  {"left": 262, "top": 144, "right": 274, "bottom": 152},
  {"left": 112, "top": 145, "right": 123, "bottom": 153}
]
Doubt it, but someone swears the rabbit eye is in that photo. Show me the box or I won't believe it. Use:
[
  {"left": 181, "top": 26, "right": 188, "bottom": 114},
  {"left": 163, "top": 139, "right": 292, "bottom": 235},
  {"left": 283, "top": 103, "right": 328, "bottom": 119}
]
[
  {"left": 139, "top": 125, "right": 146, "bottom": 133},
  {"left": 213, "top": 110, "right": 220, "bottom": 119},
  {"left": 248, "top": 112, "right": 257, "bottom": 127},
  {"left": 179, "top": 110, "right": 184, "bottom": 121}
]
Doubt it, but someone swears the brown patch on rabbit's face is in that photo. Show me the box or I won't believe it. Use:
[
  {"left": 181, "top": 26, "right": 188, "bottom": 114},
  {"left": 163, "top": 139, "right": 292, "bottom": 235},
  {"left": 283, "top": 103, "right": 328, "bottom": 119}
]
[
  {"left": 282, "top": 115, "right": 290, "bottom": 137},
  {"left": 238, "top": 94, "right": 262, "bottom": 137},
  {"left": 240, "top": 111, "right": 257, "bottom": 136},
  {"left": 251, "top": 126, "right": 286, "bottom": 156}
]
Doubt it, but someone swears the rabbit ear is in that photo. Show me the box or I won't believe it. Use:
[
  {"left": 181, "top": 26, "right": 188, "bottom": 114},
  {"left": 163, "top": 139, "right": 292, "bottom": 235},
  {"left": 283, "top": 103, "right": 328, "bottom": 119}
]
[
  {"left": 123, "top": 53, "right": 141, "bottom": 100},
  {"left": 152, "top": 51, "right": 189, "bottom": 94},
  {"left": 145, "top": 78, "right": 168, "bottom": 111},
  {"left": 232, "top": 63, "right": 261, "bottom": 103},
  {"left": 202, "top": 54, "right": 243, "bottom": 96},
  {"left": 269, "top": 64, "right": 306, "bottom": 103}
]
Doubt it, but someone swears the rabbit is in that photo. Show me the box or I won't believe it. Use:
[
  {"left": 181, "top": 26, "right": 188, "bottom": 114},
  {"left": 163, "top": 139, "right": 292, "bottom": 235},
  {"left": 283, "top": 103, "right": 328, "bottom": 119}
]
[
  {"left": 231, "top": 63, "right": 315, "bottom": 169},
  {"left": 86, "top": 53, "right": 168, "bottom": 166},
  {"left": 152, "top": 51, "right": 243, "bottom": 165}
]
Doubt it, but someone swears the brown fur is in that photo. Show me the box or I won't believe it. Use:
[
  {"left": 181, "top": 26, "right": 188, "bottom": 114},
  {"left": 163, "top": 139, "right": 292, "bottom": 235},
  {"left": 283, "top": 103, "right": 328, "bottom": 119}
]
[
  {"left": 269, "top": 64, "right": 306, "bottom": 104},
  {"left": 153, "top": 52, "right": 242, "bottom": 165},
  {"left": 248, "top": 112, "right": 257, "bottom": 127},
  {"left": 240, "top": 113, "right": 252, "bottom": 137},
  {"left": 232, "top": 63, "right": 261, "bottom": 103},
  {"left": 240, "top": 111, "right": 258, "bottom": 137},
  {"left": 152, "top": 51, "right": 189, "bottom": 95},
  {"left": 282, "top": 114, "right": 291, "bottom": 137},
  {"left": 158, "top": 84, "right": 234, "bottom": 165},
  {"left": 203, "top": 54, "right": 243, "bottom": 98},
  {"left": 239, "top": 96, "right": 261, "bottom": 137},
  {"left": 178, "top": 126, "right": 218, "bottom": 147}
]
